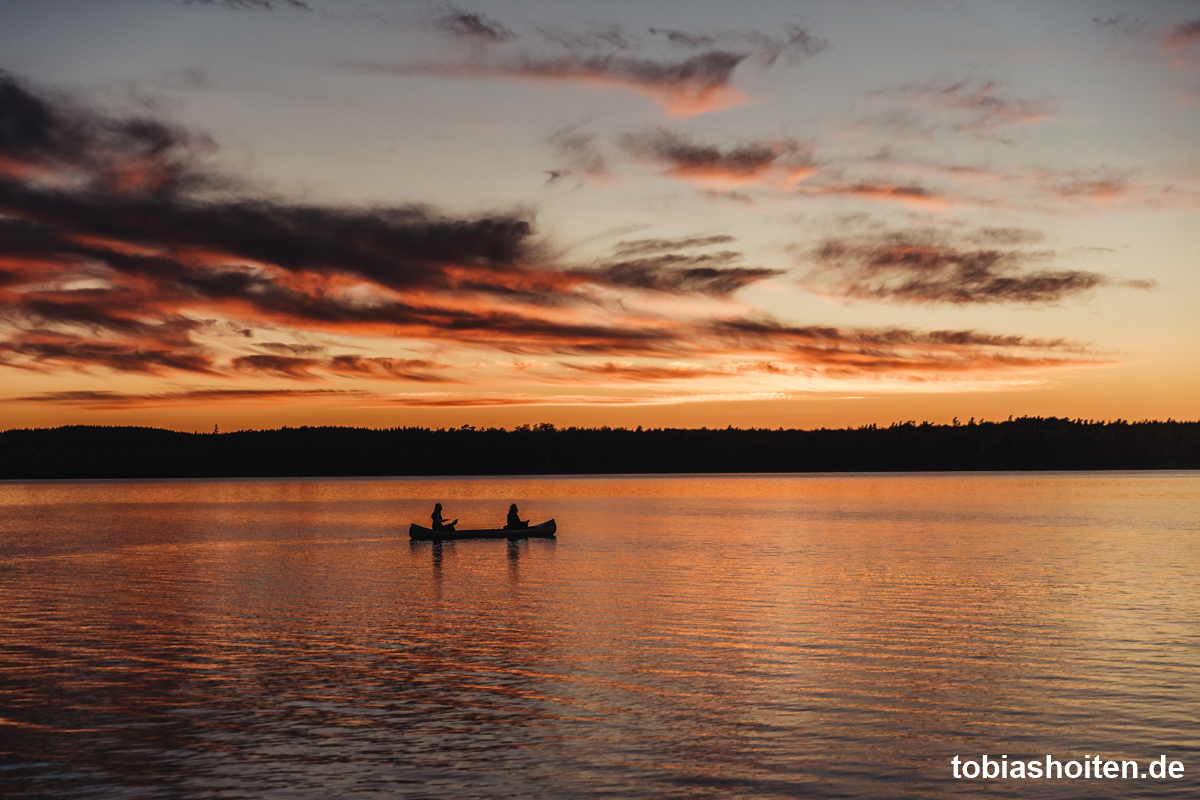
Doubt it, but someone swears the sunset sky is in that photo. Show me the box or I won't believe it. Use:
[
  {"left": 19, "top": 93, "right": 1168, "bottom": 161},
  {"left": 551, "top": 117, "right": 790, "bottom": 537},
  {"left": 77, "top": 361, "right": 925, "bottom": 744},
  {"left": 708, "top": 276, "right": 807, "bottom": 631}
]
[{"left": 1, "top": 0, "right": 1198, "bottom": 431}]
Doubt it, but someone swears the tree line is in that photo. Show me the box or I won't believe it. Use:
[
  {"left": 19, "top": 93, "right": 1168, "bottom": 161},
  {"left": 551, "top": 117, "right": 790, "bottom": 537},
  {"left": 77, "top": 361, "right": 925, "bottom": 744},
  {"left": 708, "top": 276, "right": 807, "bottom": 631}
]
[{"left": 1, "top": 417, "right": 1197, "bottom": 479}]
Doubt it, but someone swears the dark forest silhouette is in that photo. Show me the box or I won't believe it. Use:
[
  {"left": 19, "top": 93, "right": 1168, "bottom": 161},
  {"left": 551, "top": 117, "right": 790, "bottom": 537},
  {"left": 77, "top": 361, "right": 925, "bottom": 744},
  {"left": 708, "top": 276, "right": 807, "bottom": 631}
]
[{"left": 1, "top": 418, "right": 1197, "bottom": 479}]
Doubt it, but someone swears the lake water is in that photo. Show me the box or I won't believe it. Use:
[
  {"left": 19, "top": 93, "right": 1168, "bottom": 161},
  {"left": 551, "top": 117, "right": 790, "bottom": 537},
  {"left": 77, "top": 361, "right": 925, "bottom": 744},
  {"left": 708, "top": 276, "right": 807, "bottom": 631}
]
[{"left": 1, "top": 472, "right": 1197, "bottom": 798}]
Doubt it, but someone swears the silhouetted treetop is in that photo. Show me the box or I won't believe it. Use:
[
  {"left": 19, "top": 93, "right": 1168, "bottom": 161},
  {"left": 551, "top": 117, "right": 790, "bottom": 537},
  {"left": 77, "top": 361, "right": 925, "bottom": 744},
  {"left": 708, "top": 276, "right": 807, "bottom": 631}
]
[{"left": 0, "top": 417, "right": 1196, "bottom": 479}]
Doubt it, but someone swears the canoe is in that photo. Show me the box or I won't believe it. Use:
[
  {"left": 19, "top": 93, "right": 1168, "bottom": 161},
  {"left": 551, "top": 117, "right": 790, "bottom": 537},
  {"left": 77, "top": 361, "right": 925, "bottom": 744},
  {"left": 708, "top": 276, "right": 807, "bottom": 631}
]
[{"left": 408, "top": 519, "right": 557, "bottom": 541}]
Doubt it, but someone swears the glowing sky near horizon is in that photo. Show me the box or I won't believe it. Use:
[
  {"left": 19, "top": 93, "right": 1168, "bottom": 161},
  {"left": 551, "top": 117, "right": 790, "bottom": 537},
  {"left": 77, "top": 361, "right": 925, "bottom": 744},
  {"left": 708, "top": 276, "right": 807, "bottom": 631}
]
[{"left": 0, "top": 0, "right": 1197, "bottom": 431}]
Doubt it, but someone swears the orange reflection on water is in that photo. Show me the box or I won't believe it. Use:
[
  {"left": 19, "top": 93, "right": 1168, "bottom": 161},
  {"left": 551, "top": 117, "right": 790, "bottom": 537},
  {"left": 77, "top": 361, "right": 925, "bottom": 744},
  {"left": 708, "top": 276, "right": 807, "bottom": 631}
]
[{"left": 1, "top": 472, "right": 1198, "bottom": 797}]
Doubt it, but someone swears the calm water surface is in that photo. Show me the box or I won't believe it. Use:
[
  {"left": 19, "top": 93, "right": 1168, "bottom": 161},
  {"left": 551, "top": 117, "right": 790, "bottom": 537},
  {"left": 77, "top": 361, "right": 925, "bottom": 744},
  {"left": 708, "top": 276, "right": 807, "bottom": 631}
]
[{"left": 1, "top": 472, "right": 1197, "bottom": 798}]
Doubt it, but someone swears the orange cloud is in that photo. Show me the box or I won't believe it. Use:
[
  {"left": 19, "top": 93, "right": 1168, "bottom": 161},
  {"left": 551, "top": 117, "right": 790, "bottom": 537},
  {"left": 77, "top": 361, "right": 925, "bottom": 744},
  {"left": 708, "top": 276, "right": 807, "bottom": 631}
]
[
  {"left": 565, "top": 70, "right": 748, "bottom": 118},
  {"left": 1163, "top": 19, "right": 1200, "bottom": 52},
  {"left": 803, "top": 182, "right": 949, "bottom": 209},
  {"left": 360, "top": 51, "right": 752, "bottom": 118}
]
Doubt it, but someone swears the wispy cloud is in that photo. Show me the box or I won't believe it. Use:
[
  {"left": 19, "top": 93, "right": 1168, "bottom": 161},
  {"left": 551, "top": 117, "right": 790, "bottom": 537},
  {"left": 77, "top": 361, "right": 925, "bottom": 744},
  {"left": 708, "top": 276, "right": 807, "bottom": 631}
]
[
  {"left": 0, "top": 330, "right": 219, "bottom": 375},
  {"left": 797, "top": 147, "right": 1200, "bottom": 214},
  {"left": 623, "top": 129, "right": 815, "bottom": 188},
  {"left": 1091, "top": 16, "right": 1200, "bottom": 101},
  {"left": 1162, "top": 19, "right": 1200, "bottom": 53},
  {"left": 373, "top": 391, "right": 774, "bottom": 409},
  {"left": 227, "top": 352, "right": 458, "bottom": 382},
  {"left": 545, "top": 122, "right": 609, "bottom": 184},
  {"left": 799, "top": 181, "right": 948, "bottom": 209},
  {"left": 230, "top": 353, "right": 322, "bottom": 380},
  {"left": 1092, "top": 14, "right": 1149, "bottom": 37},
  {"left": 704, "top": 317, "right": 1096, "bottom": 379},
  {"left": 1161, "top": 19, "right": 1200, "bottom": 98},
  {"left": 364, "top": 51, "right": 752, "bottom": 118},
  {"left": 865, "top": 77, "right": 1054, "bottom": 138},
  {"left": 326, "top": 355, "right": 455, "bottom": 382},
  {"left": 609, "top": 235, "right": 735, "bottom": 256},
  {"left": 563, "top": 361, "right": 727, "bottom": 382},
  {"left": 178, "top": 0, "right": 310, "bottom": 11},
  {"left": 583, "top": 235, "right": 782, "bottom": 296},
  {"left": 12, "top": 388, "right": 366, "bottom": 409},
  {"left": 354, "top": 15, "right": 827, "bottom": 117},
  {"left": 595, "top": 263, "right": 777, "bottom": 296},
  {"left": 1035, "top": 165, "right": 1200, "bottom": 211},
  {"left": 648, "top": 24, "right": 828, "bottom": 66},
  {"left": 430, "top": 5, "right": 515, "bottom": 44},
  {"left": 555, "top": 360, "right": 816, "bottom": 383},
  {"left": 611, "top": 125, "right": 1184, "bottom": 213},
  {"left": 802, "top": 226, "right": 1152, "bottom": 306}
]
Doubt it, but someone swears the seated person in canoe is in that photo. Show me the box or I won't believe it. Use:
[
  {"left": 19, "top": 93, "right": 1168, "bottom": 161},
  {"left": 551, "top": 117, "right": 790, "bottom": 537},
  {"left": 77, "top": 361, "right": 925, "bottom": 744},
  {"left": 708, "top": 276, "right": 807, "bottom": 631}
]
[
  {"left": 431, "top": 503, "right": 457, "bottom": 531},
  {"left": 504, "top": 503, "right": 528, "bottom": 530}
]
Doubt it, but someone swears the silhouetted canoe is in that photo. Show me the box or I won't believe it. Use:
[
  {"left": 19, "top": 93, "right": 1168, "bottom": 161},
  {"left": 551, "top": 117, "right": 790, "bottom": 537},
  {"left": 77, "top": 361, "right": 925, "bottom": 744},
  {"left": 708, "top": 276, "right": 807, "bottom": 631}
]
[{"left": 408, "top": 519, "right": 557, "bottom": 541}]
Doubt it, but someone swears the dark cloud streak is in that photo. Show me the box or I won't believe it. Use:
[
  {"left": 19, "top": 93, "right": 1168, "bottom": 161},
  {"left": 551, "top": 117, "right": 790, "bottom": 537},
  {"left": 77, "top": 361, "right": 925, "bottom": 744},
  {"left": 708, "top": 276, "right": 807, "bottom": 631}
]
[
  {"left": 804, "top": 228, "right": 1149, "bottom": 306},
  {"left": 12, "top": 388, "right": 365, "bottom": 409},
  {"left": 432, "top": 6, "right": 515, "bottom": 43},
  {"left": 179, "top": 0, "right": 311, "bottom": 11},
  {"left": 611, "top": 235, "right": 735, "bottom": 257},
  {"left": 588, "top": 252, "right": 781, "bottom": 296},
  {"left": 623, "top": 129, "right": 815, "bottom": 187},
  {"left": 866, "top": 77, "right": 1054, "bottom": 138}
]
